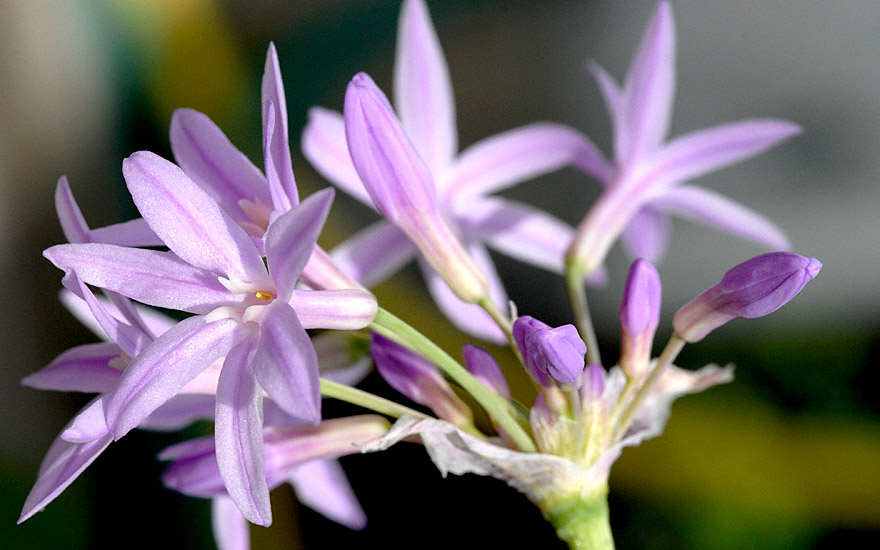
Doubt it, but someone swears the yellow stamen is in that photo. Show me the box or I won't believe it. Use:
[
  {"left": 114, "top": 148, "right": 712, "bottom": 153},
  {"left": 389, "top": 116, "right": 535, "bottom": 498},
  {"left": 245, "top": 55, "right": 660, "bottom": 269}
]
[{"left": 255, "top": 291, "right": 274, "bottom": 301}]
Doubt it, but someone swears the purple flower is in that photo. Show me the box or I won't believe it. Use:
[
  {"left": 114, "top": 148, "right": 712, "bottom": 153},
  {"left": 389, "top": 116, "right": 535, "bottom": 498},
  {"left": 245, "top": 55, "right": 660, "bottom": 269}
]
[
  {"left": 170, "top": 44, "right": 361, "bottom": 292},
  {"left": 303, "top": 0, "right": 598, "bottom": 342},
  {"left": 513, "top": 316, "right": 586, "bottom": 385},
  {"left": 568, "top": 1, "right": 801, "bottom": 275},
  {"left": 618, "top": 259, "right": 661, "bottom": 378},
  {"left": 371, "top": 333, "right": 473, "bottom": 428},
  {"left": 673, "top": 252, "right": 822, "bottom": 343},
  {"left": 43, "top": 152, "right": 377, "bottom": 525},
  {"left": 162, "top": 415, "right": 390, "bottom": 535}
]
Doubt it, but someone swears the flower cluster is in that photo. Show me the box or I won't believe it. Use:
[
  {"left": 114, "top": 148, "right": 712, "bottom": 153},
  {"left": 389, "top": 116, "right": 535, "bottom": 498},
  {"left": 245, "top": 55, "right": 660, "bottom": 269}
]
[{"left": 20, "top": 2, "right": 821, "bottom": 549}]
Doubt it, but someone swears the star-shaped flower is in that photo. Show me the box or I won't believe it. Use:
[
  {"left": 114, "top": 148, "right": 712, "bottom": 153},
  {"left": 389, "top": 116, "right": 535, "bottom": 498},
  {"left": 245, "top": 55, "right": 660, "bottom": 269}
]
[
  {"left": 303, "top": 0, "right": 600, "bottom": 343},
  {"left": 44, "top": 152, "right": 377, "bottom": 525},
  {"left": 567, "top": 1, "right": 801, "bottom": 276}
]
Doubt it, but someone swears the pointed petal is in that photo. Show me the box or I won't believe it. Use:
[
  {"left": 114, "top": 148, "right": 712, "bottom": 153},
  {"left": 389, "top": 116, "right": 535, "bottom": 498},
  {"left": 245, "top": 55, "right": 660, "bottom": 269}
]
[
  {"left": 44, "top": 244, "right": 240, "bottom": 314},
  {"left": 22, "top": 343, "right": 121, "bottom": 393},
  {"left": 344, "top": 72, "right": 438, "bottom": 218},
  {"left": 290, "top": 460, "right": 367, "bottom": 530},
  {"left": 619, "top": 1, "right": 676, "bottom": 162},
  {"left": 301, "top": 107, "right": 371, "bottom": 204},
  {"left": 122, "top": 151, "right": 267, "bottom": 284},
  {"left": 105, "top": 316, "right": 249, "bottom": 438},
  {"left": 262, "top": 43, "right": 298, "bottom": 207},
  {"left": 586, "top": 60, "right": 623, "bottom": 154},
  {"left": 252, "top": 301, "right": 320, "bottom": 423},
  {"left": 263, "top": 105, "right": 294, "bottom": 212},
  {"left": 651, "top": 185, "right": 791, "bottom": 250},
  {"left": 170, "top": 108, "right": 271, "bottom": 219},
  {"left": 448, "top": 123, "right": 606, "bottom": 200},
  {"left": 420, "top": 252, "right": 506, "bottom": 345},
  {"left": 54, "top": 176, "right": 90, "bottom": 243},
  {"left": 265, "top": 189, "right": 334, "bottom": 301},
  {"left": 646, "top": 119, "right": 802, "bottom": 190},
  {"left": 18, "top": 434, "right": 113, "bottom": 524},
  {"left": 394, "top": 0, "right": 457, "bottom": 174},
  {"left": 215, "top": 338, "right": 272, "bottom": 526},
  {"left": 61, "top": 397, "right": 109, "bottom": 443},
  {"left": 288, "top": 289, "right": 377, "bottom": 330},
  {"left": 329, "top": 220, "right": 417, "bottom": 288},
  {"left": 212, "top": 497, "right": 251, "bottom": 550},
  {"left": 457, "top": 197, "right": 572, "bottom": 275},
  {"left": 89, "top": 218, "right": 163, "bottom": 247},
  {"left": 620, "top": 207, "right": 670, "bottom": 263},
  {"left": 63, "top": 271, "right": 149, "bottom": 358}
]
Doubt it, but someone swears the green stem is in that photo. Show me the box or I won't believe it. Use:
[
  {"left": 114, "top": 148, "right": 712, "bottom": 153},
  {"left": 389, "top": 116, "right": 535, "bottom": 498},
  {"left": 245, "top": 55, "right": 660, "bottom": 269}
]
[
  {"left": 370, "top": 307, "right": 537, "bottom": 452},
  {"left": 320, "top": 378, "right": 430, "bottom": 420},
  {"left": 612, "top": 334, "right": 686, "bottom": 440},
  {"left": 542, "top": 488, "right": 615, "bottom": 550},
  {"left": 565, "top": 262, "right": 602, "bottom": 366}
]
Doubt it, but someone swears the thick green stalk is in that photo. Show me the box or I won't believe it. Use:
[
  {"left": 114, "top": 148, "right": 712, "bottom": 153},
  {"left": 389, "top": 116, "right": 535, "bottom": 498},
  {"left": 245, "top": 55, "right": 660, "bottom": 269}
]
[
  {"left": 370, "top": 307, "right": 537, "bottom": 452},
  {"left": 542, "top": 489, "right": 615, "bottom": 550}
]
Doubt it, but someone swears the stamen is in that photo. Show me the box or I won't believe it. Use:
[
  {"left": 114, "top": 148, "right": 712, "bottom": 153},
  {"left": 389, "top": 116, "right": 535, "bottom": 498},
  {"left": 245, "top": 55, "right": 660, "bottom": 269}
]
[{"left": 255, "top": 291, "right": 274, "bottom": 301}]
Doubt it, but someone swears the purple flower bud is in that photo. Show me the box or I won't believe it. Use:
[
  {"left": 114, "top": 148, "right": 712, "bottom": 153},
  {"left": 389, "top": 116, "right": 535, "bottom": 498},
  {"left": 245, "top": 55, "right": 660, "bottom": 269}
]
[
  {"left": 370, "top": 333, "right": 472, "bottom": 426},
  {"left": 513, "top": 316, "right": 586, "bottom": 385},
  {"left": 579, "top": 364, "right": 607, "bottom": 404},
  {"left": 344, "top": 72, "right": 488, "bottom": 303},
  {"left": 462, "top": 344, "right": 510, "bottom": 399},
  {"left": 618, "top": 259, "right": 661, "bottom": 377},
  {"left": 673, "top": 252, "right": 822, "bottom": 343}
]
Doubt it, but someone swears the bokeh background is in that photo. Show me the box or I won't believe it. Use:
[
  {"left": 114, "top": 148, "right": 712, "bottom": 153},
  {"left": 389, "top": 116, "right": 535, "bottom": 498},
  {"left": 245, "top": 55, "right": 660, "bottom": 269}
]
[{"left": 1, "top": 0, "right": 878, "bottom": 548}]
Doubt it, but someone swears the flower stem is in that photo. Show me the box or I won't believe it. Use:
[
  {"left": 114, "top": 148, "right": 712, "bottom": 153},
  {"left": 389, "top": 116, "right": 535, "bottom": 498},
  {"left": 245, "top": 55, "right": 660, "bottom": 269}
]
[
  {"left": 612, "top": 334, "right": 685, "bottom": 440},
  {"left": 320, "top": 378, "right": 431, "bottom": 420},
  {"left": 371, "top": 307, "right": 537, "bottom": 452},
  {"left": 542, "top": 488, "right": 615, "bottom": 550},
  {"left": 565, "top": 262, "right": 602, "bottom": 366}
]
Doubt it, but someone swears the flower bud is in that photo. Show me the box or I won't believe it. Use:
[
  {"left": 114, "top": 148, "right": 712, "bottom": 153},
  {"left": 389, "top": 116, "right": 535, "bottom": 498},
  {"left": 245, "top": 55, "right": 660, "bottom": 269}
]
[
  {"left": 513, "top": 316, "right": 586, "bottom": 385},
  {"left": 344, "top": 72, "right": 487, "bottom": 303},
  {"left": 618, "top": 259, "right": 661, "bottom": 378},
  {"left": 673, "top": 252, "right": 821, "bottom": 343},
  {"left": 370, "top": 333, "right": 473, "bottom": 427},
  {"left": 462, "top": 344, "right": 510, "bottom": 399}
]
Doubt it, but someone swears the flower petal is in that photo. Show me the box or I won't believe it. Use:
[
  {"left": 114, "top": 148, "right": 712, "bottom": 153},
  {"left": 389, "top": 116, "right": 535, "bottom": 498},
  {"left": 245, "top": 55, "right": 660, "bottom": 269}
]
[
  {"left": 251, "top": 301, "right": 320, "bottom": 423},
  {"left": 262, "top": 43, "right": 298, "bottom": 208},
  {"left": 618, "top": 1, "right": 676, "bottom": 162},
  {"left": 88, "top": 219, "right": 163, "bottom": 247},
  {"left": 586, "top": 60, "right": 623, "bottom": 155},
  {"left": 54, "top": 176, "right": 90, "bottom": 243},
  {"left": 447, "top": 123, "right": 606, "bottom": 200},
  {"left": 652, "top": 185, "right": 790, "bottom": 251},
  {"left": 289, "top": 460, "right": 367, "bottom": 530},
  {"left": 646, "top": 119, "right": 802, "bottom": 190},
  {"left": 61, "top": 397, "right": 109, "bottom": 443},
  {"left": 22, "top": 343, "right": 121, "bottom": 393},
  {"left": 105, "top": 316, "right": 249, "bottom": 438},
  {"left": 301, "top": 107, "right": 371, "bottom": 204},
  {"left": 44, "top": 243, "right": 240, "bottom": 314},
  {"left": 212, "top": 497, "right": 251, "bottom": 550},
  {"left": 457, "top": 196, "right": 572, "bottom": 275},
  {"left": 170, "top": 108, "right": 271, "bottom": 220},
  {"left": 18, "top": 433, "right": 113, "bottom": 524},
  {"left": 265, "top": 189, "right": 334, "bottom": 301},
  {"left": 620, "top": 207, "right": 670, "bottom": 263},
  {"left": 123, "top": 151, "right": 267, "bottom": 284},
  {"left": 393, "top": 0, "right": 456, "bottom": 174},
  {"left": 329, "top": 220, "right": 417, "bottom": 288},
  {"left": 215, "top": 337, "right": 271, "bottom": 526},
  {"left": 287, "top": 289, "right": 377, "bottom": 331}
]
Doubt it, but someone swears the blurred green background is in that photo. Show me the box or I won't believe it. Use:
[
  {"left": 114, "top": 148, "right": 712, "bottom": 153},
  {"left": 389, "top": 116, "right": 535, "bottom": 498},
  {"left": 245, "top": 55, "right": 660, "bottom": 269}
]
[{"left": 1, "top": 0, "right": 877, "bottom": 548}]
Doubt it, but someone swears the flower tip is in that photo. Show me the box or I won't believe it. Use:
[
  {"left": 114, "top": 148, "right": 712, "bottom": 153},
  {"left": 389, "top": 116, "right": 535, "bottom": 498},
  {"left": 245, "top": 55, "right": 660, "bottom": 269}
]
[{"left": 618, "top": 258, "right": 661, "bottom": 335}]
